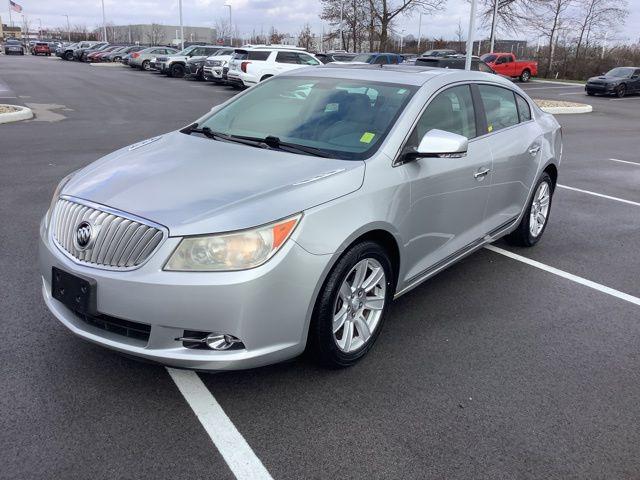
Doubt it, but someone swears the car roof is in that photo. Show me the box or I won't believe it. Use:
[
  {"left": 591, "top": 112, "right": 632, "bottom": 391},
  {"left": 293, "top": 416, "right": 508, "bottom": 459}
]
[{"left": 287, "top": 64, "right": 514, "bottom": 88}]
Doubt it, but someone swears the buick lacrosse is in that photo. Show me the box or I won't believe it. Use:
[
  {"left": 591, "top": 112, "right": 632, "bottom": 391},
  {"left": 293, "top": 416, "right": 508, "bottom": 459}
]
[{"left": 40, "top": 65, "right": 561, "bottom": 369}]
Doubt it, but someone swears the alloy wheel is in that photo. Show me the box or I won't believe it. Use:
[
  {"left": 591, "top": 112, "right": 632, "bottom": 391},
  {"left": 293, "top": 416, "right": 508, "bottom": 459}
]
[
  {"left": 529, "top": 181, "right": 551, "bottom": 238},
  {"left": 333, "top": 258, "right": 386, "bottom": 353}
]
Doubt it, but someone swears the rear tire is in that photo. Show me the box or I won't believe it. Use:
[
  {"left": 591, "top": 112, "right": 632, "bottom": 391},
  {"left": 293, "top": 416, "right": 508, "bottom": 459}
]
[
  {"left": 309, "top": 241, "right": 394, "bottom": 368},
  {"left": 505, "top": 172, "right": 554, "bottom": 247},
  {"left": 519, "top": 69, "right": 531, "bottom": 82},
  {"left": 260, "top": 75, "right": 273, "bottom": 82}
]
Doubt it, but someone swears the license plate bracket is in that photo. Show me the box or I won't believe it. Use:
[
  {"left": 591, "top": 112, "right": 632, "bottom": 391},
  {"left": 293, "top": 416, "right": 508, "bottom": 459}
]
[{"left": 51, "top": 267, "right": 97, "bottom": 315}]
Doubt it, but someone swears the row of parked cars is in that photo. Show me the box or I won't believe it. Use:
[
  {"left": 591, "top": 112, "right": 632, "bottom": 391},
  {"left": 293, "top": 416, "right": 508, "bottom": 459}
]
[{"left": 50, "top": 40, "right": 540, "bottom": 88}]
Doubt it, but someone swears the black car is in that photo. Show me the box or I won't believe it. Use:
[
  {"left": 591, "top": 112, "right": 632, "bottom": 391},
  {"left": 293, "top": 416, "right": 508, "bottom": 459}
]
[
  {"left": 421, "top": 49, "right": 458, "bottom": 57},
  {"left": 415, "top": 55, "right": 495, "bottom": 73},
  {"left": 585, "top": 67, "right": 640, "bottom": 98},
  {"left": 184, "top": 57, "right": 207, "bottom": 80},
  {"left": 315, "top": 52, "right": 357, "bottom": 64},
  {"left": 4, "top": 39, "right": 25, "bottom": 55}
]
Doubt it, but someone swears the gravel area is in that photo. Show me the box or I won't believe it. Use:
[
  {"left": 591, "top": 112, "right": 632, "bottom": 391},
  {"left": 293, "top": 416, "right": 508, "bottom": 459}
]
[
  {"left": 534, "top": 99, "right": 589, "bottom": 108},
  {"left": 0, "top": 105, "right": 19, "bottom": 114}
]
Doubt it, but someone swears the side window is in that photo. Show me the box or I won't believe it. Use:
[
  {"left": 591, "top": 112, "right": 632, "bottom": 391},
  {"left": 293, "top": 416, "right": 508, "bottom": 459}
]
[
  {"left": 296, "top": 53, "right": 320, "bottom": 65},
  {"left": 373, "top": 55, "right": 387, "bottom": 65},
  {"left": 248, "top": 51, "right": 271, "bottom": 61},
  {"left": 515, "top": 94, "right": 532, "bottom": 122},
  {"left": 389, "top": 55, "right": 399, "bottom": 64},
  {"left": 504, "top": 55, "right": 513, "bottom": 63},
  {"left": 276, "top": 51, "right": 299, "bottom": 64},
  {"left": 478, "top": 85, "right": 519, "bottom": 132},
  {"left": 408, "top": 85, "right": 476, "bottom": 147}
]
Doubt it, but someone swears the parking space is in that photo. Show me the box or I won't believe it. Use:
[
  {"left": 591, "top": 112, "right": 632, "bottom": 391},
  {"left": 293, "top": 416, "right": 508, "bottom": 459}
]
[{"left": 2, "top": 56, "right": 640, "bottom": 479}]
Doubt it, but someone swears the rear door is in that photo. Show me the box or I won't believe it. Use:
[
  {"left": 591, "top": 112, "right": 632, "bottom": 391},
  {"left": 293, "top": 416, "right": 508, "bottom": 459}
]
[
  {"left": 478, "top": 84, "right": 543, "bottom": 230},
  {"left": 401, "top": 84, "right": 494, "bottom": 280}
]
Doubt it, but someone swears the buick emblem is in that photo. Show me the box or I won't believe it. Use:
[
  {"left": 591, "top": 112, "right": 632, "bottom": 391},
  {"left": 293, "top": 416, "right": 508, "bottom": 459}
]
[{"left": 74, "top": 221, "right": 94, "bottom": 251}]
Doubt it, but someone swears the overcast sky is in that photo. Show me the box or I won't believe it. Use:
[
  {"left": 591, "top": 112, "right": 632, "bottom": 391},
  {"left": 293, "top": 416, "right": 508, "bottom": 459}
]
[{"left": 2, "top": 0, "right": 639, "bottom": 44}]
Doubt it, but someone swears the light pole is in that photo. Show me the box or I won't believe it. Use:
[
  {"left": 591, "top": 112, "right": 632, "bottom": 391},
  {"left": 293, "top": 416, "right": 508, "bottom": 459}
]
[
  {"left": 100, "top": 0, "right": 107, "bottom": 42},
  {"left": 179, "top": 0, "right": 184, "bottom": 50},
  {"left": 38, "top": 18, "right": 42, "bottom": 40},
  {"left": 465, "top": 0, "right": 478, "bottom": 70},
  {"left": 399, "top": 29, "right": 406, "bottom": 53},
  {"left": 225, "top": 3, "right": 232, "bottom": 46},
  {"left": 417, "top": 13, "right": 423, "bottom": 51},
  {"left": 63, "top": 15, "right": 70, "bottom": 42},
  {"left": 489, "top": 0, "right": 499, "bottom": 53}
]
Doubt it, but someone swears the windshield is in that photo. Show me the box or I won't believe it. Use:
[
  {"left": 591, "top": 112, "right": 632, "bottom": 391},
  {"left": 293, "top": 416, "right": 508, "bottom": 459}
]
[
  {"left": 177, "top": 46, "right": 197, "bottom": 55},
  {"left": 198, "top": 77, "right": 417, "bottom": 160},
  {"left": 352, "top": 54, "right": 374, "bottom": 63},
  {"left": 481, "top": 54, "right": 498, "bottom": 63},
  {"left": 606, "top": 67, "right": 634, "bottom": 78}
]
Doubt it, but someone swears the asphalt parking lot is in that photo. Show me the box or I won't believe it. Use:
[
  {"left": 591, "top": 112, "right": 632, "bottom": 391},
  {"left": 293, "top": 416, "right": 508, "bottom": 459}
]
[{"left": 1, "top": 56, "right": 639, "bottom": 480}]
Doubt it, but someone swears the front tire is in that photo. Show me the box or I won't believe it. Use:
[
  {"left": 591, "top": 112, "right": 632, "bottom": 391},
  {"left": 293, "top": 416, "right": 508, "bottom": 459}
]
[
  {"left": 309, "top": 241, "right": 394, "bottom": 368},
  {"left": 505, "top": 172, "right": 554, "bottom": 247},
  {"left": 616, "top": 84, "right": 626, "bottom": 98},
  {"left": 170, "top": 63, "right": 185, "bottom": 78}
]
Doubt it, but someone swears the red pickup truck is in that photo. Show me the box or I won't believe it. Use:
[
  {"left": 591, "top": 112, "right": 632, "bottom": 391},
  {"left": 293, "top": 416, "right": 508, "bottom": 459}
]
[{"left": 480, "top": 53, "right": 537, "bottom": 82}]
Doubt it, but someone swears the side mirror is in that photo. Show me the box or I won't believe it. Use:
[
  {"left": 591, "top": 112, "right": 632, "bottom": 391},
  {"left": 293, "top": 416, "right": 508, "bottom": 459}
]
[{"left": 404, "top": 129, "right": 468, "bottom": 162}]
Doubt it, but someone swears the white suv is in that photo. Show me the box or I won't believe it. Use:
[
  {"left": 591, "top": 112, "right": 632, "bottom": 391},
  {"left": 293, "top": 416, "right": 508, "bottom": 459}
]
[
  {"left": 227, "top": 46, "right": 321, "bottom": 88},
  {"left": 202, "top": 47, "right": 235, "bottom": 83}
]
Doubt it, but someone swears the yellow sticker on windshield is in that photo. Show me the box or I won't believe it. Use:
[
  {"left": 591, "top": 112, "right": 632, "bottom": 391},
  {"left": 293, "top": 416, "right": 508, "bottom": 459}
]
[
  {"left": 360, "top": 132, "right": 375, "bottom": 143},
  {"left": 487, "top": 124, "right": 494, "bottom": 132}
]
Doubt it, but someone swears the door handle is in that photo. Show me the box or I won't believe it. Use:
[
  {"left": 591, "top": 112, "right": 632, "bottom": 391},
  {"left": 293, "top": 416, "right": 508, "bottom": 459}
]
[
  {"left": 474, "top": 167, "right": 491, "bottom": 179},
  {"left": 528, "top": 145, "right": 541, "bottom": 156}
]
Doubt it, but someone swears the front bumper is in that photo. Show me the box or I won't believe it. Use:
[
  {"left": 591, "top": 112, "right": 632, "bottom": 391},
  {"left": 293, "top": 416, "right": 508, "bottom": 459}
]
[
  {"left": 203, "top": 66, "right": 224, "bottom": 81},
  {"left": 585, "top": 83, "right": 615, "bottom": 93},
  {"left": 39, "top": 218, "right": 329, "bottom": 370}
]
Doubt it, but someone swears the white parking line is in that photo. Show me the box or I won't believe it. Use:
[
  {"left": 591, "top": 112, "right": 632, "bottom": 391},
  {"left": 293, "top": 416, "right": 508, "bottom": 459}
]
[
  {"left": 485, "top": 245, "right": 640, "bottom": 307},
  {"left": 608, "top": 158, "right": 640, "bottom": 166},
  {"left": 558, "top": 92, "right": 587, "bottom": 96},
  {"left": 610, "top": 96, "right": 640, "bottom": 101},
  {"left": 558, "top": 184, "right": 640, "bottom": 207},
  {"left": 167, "top": 368, "right": 274, "bottom": 480},
  {"left": 522, "top": 85, "right": 583, "bottom": 90}
]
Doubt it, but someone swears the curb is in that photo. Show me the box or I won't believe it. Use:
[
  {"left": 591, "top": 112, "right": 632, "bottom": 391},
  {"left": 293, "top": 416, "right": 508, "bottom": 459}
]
[
  {"left": 532, "top": 79, "right": 586, "bottom": 86},
  {"left": 0, "top": 104, "right": 33, "bottom": 124},
  {"left": 540, "top": 104, "right": 593, "bottom": 114},
  {"left": 89, "top": 62, "right": 121, "bottom": 67}
]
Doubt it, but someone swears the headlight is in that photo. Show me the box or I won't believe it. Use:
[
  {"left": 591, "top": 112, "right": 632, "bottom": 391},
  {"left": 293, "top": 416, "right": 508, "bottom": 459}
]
[
  {"left": 45, "top": 172, "right": 76, "bottom": 230},
  {"left": 164, "top": 214, "right": 301, "bottom": 271}
]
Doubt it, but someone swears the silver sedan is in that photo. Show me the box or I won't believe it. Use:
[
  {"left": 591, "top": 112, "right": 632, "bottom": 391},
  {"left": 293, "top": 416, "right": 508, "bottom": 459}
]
[{"left": 39, "top": 65, "right": 562, "bottom": 370}]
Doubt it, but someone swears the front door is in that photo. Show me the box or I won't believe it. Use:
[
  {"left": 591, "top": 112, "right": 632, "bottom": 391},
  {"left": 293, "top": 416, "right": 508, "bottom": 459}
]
[{"left": 401, "top": 84, "right": 493, "bottom": 282}]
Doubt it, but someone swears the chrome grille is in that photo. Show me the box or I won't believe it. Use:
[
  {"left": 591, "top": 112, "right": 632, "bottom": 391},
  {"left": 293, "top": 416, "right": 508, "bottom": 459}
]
[{"left": 51, "top": 198, "right": 165, "bottom": 270}]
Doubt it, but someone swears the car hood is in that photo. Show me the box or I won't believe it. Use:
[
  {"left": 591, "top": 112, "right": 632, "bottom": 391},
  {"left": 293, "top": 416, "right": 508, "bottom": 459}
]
[
  {"left": 63, "top": 131, "right": 365, "bottom": 236},
  {"left": 588, "top": 75, "right": 622, "bottom": 83}
]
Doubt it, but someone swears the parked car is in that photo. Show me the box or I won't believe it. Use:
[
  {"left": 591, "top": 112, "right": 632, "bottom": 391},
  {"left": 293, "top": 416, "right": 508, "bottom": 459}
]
[
  {"left": 202, "top": 47, "right": 236, "bottom": 83},
  {"left": 315, "top": 52, "right": 358, "bottom": 64},
  {"left": 227, "top": 46, "right": 321, "bottom": 88},
  {"left": 106, "top": 45, "right": 143, "bottom": 63},
  {"left": 421, "top": 49, "right": 458, "bottom": 57},
  {"left": 338, "top": 52, "right": 404, "bottom": 65},
  {"left": 73, "top": 42, "right": 106, "bottom": 61},
  {"left": 585, "top": 67, "right": 640, "bottom": 98},
  {"left": 39, "top": 65, "right": 561, "bottom": 371},
  {"left": 4, "top": 39, "right": 25, "bottom": 55},
  {"left": 481, "top": 53, "right": 537, "bottom": 82},
  {"left": 415, "top": 55, "right": 495, "bottom": 73},
  {"left": 32, "top": 42, "right": 51, "bottom": 56},
  {"left": 56, "top": 42, "right": 78, "bottom": 60},
  {"left": 86, "top": 45, "right": 120, "bottom": 62},
  {"left": 401, "top": 54, "right": 419, "bottom": 65},
  {"left": 157, "top": 45, "right": 220, "bottom": 78},
  {"left": 128, "top": 46, "right": 178, "bottom": 70}
]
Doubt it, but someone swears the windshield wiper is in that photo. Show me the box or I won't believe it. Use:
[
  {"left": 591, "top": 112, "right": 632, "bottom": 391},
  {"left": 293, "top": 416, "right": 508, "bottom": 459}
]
[
  {"left": 230, "top": 135, "right": 332, "bottom": 158},
  {"left": 180, "top": 123, "right": 218, "bottom": 139},
  {"left": 181, "top": 124, "right": 270, "bottom": 148}
]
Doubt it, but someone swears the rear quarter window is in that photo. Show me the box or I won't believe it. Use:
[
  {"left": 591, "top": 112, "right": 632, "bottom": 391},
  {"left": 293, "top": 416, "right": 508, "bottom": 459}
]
[
  {"left": 515, "top": 94, "right": 532, "bottom": 122},
  {"left": 248, "top": 51, "right": 271, "bottom": 61}
]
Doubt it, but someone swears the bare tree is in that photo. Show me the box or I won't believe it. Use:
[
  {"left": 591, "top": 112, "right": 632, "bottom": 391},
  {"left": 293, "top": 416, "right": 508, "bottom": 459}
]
[
  {"left": 573, "top": 0, "right": 627, "bottom": 60},
  {"left": 215, "top": 17, "right": 232, "bottom": 43},
  {"left": 526, "top": 0, "right": 574, "bottom": 76},
  {"left": 269, "top": 27, "right": 285, "bottom": 44},
  {"left": 369, "top": 0, "right": 446, "bottom": 51},
  {"left": 321, "top": 0, "right": 372, "bottom": 52},
  {"left": 146, "top": 23, "right": 165, "bottom": 45},
  {"left": 298, "top": 24, "right": 314, "bottom": 51},
  {"left": 455, "top": 18, "right": 464, "bottom": 49}
]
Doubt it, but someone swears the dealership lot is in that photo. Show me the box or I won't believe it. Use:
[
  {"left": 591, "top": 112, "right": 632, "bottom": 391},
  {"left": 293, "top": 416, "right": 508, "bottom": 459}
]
[{"left": 1, "top": 56, "right": 640, "bottom": 479}]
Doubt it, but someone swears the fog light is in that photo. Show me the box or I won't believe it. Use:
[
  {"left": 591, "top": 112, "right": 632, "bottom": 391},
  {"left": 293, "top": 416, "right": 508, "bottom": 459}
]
[{"left": 205, "top": 333, "right": 242, "bottom": 350}]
